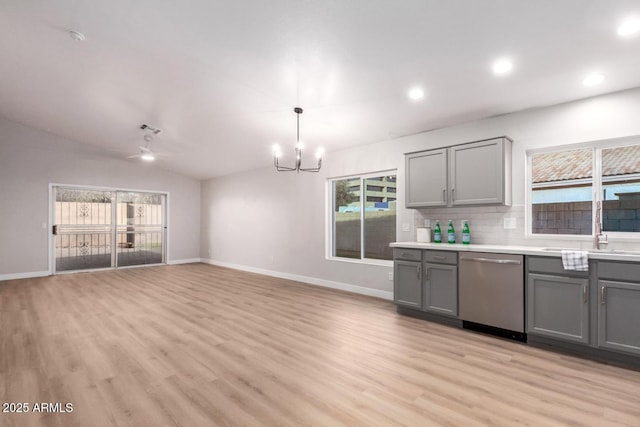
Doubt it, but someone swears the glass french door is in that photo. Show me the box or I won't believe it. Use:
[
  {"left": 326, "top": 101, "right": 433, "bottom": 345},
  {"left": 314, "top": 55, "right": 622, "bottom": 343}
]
[
  {"left": 53, "top": 187, "right": 166, "bottom": 273},
  {"left": 115, "top": 191, "right": 165, "bottom": 268}
]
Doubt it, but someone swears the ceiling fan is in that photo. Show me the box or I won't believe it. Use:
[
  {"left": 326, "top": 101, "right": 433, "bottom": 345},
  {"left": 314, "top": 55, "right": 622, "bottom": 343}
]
[{"left": 128, "top": 124, "right": 165, "bottom": 162}]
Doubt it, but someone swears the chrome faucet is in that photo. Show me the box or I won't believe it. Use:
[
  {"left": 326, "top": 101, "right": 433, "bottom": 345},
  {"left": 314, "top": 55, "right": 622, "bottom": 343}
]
[{"left": 594, "top": 201, "right": 608, "bottom": 250}]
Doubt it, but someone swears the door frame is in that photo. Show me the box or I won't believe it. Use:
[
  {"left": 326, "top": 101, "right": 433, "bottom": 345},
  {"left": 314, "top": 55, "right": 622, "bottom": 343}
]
[{"left": 48, "top": 183, "right": 170, "bottom": 275}]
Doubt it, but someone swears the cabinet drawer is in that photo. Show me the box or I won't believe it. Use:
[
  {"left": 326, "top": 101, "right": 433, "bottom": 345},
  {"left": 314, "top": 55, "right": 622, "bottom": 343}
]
[
  {"left": 393, "top": 248, "right": 422, "bottom": 262},
  {"left": 424, "top": 250, "right": 457, "bottom": 265},
  {"left": 527, "top": 256, "right": 589, "bottom": 278},
  {"left": 598, "top": 262, "right": 640, "bottom": 282}
]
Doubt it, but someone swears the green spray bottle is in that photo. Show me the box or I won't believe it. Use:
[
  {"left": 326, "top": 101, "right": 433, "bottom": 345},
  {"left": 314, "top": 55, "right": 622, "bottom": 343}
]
[
  {"left": 447, "top": 220, "right": 455, "bottom": 244},
  {"left": 433, "top": 220, "right": 442, "bottom": 243},
  {"left": 462, "top": 220, "right": 470, "bottom": 245}
]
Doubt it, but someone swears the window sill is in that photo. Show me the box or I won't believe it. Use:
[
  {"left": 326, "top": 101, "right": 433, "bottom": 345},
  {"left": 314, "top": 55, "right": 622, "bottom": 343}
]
[{"left": 326, "top": 256, "right": 393, "bottom": 267}]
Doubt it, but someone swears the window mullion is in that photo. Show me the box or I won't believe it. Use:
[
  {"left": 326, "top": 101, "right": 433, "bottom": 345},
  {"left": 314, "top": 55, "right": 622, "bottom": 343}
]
[
  {"left": 360, "top": 177, "right": 365, "bottom": 259},
  {"left": 593, "top": 147, "right": 603, "bottom": 237}
]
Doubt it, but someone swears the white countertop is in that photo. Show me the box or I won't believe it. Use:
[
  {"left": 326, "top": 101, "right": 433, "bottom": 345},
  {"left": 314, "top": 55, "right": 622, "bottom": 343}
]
[{"left": 390, "top": 242, "right": 640, "bottom": 262}]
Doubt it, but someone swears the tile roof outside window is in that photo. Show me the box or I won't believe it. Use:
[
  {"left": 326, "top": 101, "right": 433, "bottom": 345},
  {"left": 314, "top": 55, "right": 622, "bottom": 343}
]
[{"left": 533, "top": 145, "right": 640, "bottom": 183}]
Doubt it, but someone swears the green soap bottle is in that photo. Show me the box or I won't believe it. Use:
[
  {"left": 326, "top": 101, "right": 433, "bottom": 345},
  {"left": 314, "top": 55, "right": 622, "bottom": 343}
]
[
  {"left": 462, "top": 220, "right": 470, "bottom": 245},
  {"left": 447, "top": 220, "right": 455, "bottom": 244},
  {"left": 433, "top": 221, "right": 442, "bottom": 243}
]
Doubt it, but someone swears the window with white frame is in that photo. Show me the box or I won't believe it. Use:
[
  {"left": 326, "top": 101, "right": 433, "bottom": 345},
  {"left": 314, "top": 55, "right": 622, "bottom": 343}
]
[
  {"left": 529, "top": 140, "right": 640, "bottom": 235},
  {"left": 330, "top": 173, "right": 397, "bottom": 261}
]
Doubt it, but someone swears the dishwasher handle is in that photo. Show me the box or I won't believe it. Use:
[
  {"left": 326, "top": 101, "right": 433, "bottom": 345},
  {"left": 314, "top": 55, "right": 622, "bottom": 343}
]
[{"left": 461, "top": 257, "right": 522, "bottom": 265}]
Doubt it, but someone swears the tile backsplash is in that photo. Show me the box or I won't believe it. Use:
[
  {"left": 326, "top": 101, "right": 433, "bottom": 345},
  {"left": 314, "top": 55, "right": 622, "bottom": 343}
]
[
  {"left": 413, "top": 205, "right": 527, "bottom": 246},
  {"left": 410, "top": 204, "right": 640, "bottom": 251}
]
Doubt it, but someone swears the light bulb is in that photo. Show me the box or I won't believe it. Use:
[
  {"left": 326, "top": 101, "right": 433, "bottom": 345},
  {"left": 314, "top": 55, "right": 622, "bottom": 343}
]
[
  {"left": 492, "top": 58, "right": 513, "bottom": 75},
  {"left": 407, "top": 87, "right": 424, "bottom": 100},
  {"left": 296, "top": 141, "right": 304, "bottom": 150},
  {"left": 141, "top": 152, "right": 155, "bottom": 162},
  {"left": 583, "top": 73, "right": 605, "bottom": 86},
  {"left": 315, "top": 147, "right": 325, "bottom": 159},
  {"left": 617, "top": 18, "right": 640, "bottom": 37},
  {"left": 272, "top": 144, "right": 282, "bottom": 158}
]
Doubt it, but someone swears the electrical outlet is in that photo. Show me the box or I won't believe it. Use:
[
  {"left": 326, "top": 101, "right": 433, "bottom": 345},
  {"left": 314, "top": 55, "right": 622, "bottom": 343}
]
[
  {"left": 388, "top": 272, "right": 393, "bottom": 281},
  {"left": 504, "top": 217, "right": 516, "bottom": 229}
]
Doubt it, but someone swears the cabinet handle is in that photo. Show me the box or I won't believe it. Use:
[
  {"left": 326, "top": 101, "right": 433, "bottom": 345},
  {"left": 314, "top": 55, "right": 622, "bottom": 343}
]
[
  {"left": 425, "top": 267, "right": 430, "bottom": 281},
  {"left": 600, "top": 286, "right": 606, "bottom": 305},
  {"left": 432, "top": 256, "right": 446, "bottom": 261},
  {"left": 417, "top": 264, "right": 421, "bottom": 280},
  {"left": 582, "top": 285, "right": 587, "bottom": 303},
  {"left": 461, "top": 257, "right": 521, "bottom": 265},
  {"left": 451, "top": 188, "right": 455, "bottom": 202},
  {"left": 442, "top": 189, "right": 446, "bottom": 203}
]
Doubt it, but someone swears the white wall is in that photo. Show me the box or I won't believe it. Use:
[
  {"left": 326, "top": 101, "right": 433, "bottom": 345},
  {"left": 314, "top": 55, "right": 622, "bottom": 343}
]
[
  {"left": 0, "top": 118, "right": 201, "bottom": 279},
  {"left": 201, "top": 87, "right": 640, "bottom": 298}
]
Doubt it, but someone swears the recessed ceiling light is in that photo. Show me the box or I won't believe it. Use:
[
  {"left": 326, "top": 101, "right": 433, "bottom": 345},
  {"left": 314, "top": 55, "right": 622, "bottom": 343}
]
[
  {"left": 617, "top": 18, "right": 640, "bottom": 37},
  {"left": 408, "top": 87, "right": 424, "bottom": 100},
  {"left": 68, "top": 30, "right": 86, "bottom": 41},
  {"left": 492, "top": 58, "right": 513, "bottom": 75},
  {"left": 583, "top": 73, "right": 605, "bottom": 86}
]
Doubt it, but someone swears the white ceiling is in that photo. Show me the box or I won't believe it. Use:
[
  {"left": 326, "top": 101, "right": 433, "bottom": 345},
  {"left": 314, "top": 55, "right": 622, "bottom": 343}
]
[{"left": 1, "top": 1, "right": 640, "bottom": 180}]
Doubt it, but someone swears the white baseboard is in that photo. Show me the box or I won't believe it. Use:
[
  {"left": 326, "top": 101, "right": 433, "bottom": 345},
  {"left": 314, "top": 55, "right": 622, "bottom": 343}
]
[
  {"left": 0, "top": 270, "right": 50, "bottom": 282},
  {"left": 167, "top": 258, "right": 202, "bottom": 265},
  {"left": 201, "top": 258, "right": 393, "bottom": 301}
]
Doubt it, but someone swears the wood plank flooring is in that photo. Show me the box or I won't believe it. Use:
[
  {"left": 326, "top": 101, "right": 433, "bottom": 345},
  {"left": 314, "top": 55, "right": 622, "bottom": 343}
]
[{"left": 1, "top": 263, "right": 640, "bottom": 426}]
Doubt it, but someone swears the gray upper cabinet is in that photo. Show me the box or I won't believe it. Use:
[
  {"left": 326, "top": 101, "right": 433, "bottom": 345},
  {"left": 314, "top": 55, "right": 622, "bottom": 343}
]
[
  {"left": 450, "top": 138, "right": 511, "bottom": 206},
  {"left": 405, "top": 149, "right": 447, "bottom": 207},
  {"left": 405, "top": 137, "right": 511, "bottom": 208},
  {"left": 527, "top": 273, "right": 589, "bottom": 344}
]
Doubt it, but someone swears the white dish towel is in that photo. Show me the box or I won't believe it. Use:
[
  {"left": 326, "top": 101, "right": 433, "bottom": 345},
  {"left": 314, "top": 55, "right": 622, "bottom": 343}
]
[{"left": 561, "top": 250, "right": 589, "bottom": 271}]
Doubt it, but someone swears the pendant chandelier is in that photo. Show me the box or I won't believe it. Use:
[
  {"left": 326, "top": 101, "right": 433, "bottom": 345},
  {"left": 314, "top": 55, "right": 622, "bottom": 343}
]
[{"left": 272, "top": 107, "right": 323, "bottom": 172}]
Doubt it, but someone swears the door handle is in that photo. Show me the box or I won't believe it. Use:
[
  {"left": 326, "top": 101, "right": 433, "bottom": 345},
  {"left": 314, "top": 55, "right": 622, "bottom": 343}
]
[{"left": 461, "top": 257, "right": 521, "bottom": 265}]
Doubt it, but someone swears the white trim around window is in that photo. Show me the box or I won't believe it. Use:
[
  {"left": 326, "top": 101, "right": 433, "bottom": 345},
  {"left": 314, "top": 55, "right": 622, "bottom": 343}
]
[{"left": 326, "top": 169, "right": 397, "bottom": 265}]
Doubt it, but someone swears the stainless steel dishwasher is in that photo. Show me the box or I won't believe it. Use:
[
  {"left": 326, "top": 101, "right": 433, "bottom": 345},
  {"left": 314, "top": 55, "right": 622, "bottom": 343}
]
[{"left": 459, "top": 252, "right": 525, "bottom": 340}]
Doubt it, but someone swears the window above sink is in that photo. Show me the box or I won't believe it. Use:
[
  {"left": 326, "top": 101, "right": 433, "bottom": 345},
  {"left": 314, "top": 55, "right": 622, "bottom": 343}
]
[{"left": 528, "top": 136, "right": 640, "bottom": 238}]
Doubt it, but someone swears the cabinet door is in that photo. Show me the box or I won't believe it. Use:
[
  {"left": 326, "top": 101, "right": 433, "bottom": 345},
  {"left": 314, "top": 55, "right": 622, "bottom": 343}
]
[
  {"left": 405, "top": 149, "right": 447, "bottom": 207},
  {"left": 527, "top": 274, "right": 589, "bottom": 344},
  {"left": 423, "top": 263, "right": 457, "bottom": 316},
  {"left": 394, "top": 261, "right": 422, "bottom": 308},
  {"left": 449, "top": 138, "right": 505, "bottom": 206},
  {"left": 598, "top": 280, "right": 640, "bottom": 356}
]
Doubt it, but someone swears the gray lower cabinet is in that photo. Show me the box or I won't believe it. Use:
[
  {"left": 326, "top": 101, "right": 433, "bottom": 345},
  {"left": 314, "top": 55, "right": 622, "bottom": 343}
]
[
  {"left": 527, "top": 273, "right": 589, "bottom": 344},
  {"left": 393, "top": 260, "right": 422, "bottom": 309},
  {"left": 597, "top": 279, "right": 640, "bottom": 356},
  {"left": 393, "top": 248, "right": 457, "bottom": 317},
  {"left": 424, "top": 263, "right": 457, "bottom": 316}
]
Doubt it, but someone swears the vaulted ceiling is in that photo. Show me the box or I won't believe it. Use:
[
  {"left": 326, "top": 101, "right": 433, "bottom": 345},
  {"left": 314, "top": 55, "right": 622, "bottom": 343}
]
[{"left": 1, "top": 1, "right": 639, "bottom": 179}]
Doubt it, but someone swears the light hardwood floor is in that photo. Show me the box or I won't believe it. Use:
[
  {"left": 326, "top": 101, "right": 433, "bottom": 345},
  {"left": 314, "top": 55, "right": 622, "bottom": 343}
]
[{"left": 1, "top": 263, "right": 639, "bottom": 426}]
